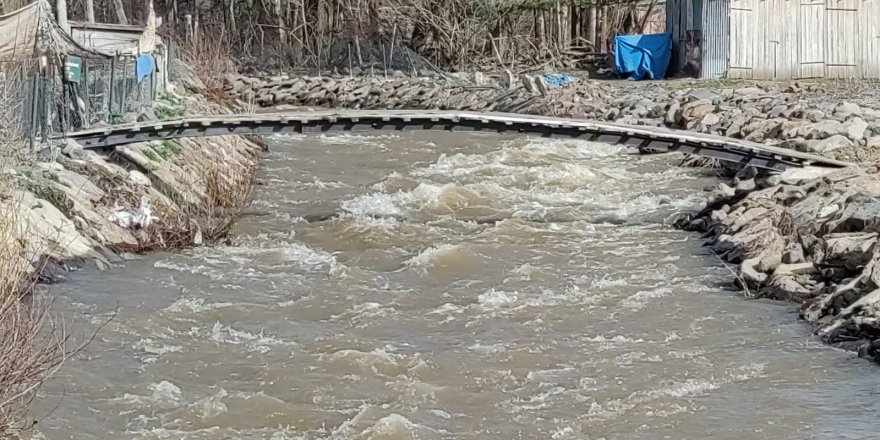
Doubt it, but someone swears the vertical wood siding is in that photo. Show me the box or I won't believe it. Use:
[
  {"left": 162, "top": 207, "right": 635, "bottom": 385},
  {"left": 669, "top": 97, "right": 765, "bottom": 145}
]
[
  {"left": 676, "top": 0, "right": 880, "bottom": 79},
  {"left": 862, "top": 0, "right": 880, "bottom": 78}
]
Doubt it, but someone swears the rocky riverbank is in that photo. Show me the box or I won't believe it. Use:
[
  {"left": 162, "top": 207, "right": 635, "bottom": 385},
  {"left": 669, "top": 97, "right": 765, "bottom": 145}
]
[
  {"left": 678, "top": 164, "right": 880, "bottom": 362},
  {"left": 1, "top": 85, "right": 262, "bottom": 281}
]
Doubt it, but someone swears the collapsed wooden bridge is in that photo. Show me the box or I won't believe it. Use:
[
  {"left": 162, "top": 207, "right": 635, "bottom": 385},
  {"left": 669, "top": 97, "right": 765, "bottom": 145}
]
[{"left": 63, "top": 110, "right": 850, "bottom": 171}]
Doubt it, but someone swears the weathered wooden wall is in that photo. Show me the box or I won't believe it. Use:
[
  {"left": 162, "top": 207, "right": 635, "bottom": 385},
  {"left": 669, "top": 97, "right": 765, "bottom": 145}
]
[{"left": 728, "top": 0, "right": 880, "bottom": 79}]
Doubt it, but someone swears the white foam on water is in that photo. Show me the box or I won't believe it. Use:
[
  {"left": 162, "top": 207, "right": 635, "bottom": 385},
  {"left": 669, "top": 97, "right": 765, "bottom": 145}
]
[
  {"left": 510, "top": 385, "right": 568, "bottom": 411},
  {"left": 467, "top": 341, "right": 512, "bottom": 354},
  {"left": 477, "top": 289, "right": 520, "bottom": 310},
  {"left": 116, "top": 381, "right": 184, "bottom": 409},
  {"left": 330, "top": 302, "right": 396, "bottom": 328},
  {"left": 164, "top": 297, "right": 235, "bottom": 314},
  {"left": 355, "top": 413, "right": 435, "bottom": 440},
  {"left": 316, "top": 133, "right": 400, "bottom": 146},
  {"left": 149, "top": 381, "right": 183, "bottom": 405},
  {"left": 427, "top": 409, "right": 452, "bottom": 420},
  {"left": 189, "top": 388, "right": 229, "bottom": 420},
  {"left": 403, "top": 244, "right": 461, "bottom": 268},
  {"left": 298, "top": 177, "right": 349, "bottom": 190},
  {"left": 153, "top": 260, "right": 211, "bottom": 275},
  {"left": 550, "top": 425, "right": 577, "bottom": 439},
  {"left": 427, "top": 303, "right": 463, "bottom": 316},
  {"left": 280, "top": 243, "right": 345, "bottom": 275},
  {"left": 322, "top": 348, "right": 407, "bottom": 377},
  {"left": 591, "top": 274, "right": 629, "bottom": 289},
  {"left": 341, "top": 191, "right": 410, "bottom": 218},
  {"left": 133, "top": 338, "right": 182, "bottom": 356},
  {"left": 210, "top": 322, "right": 293, "bottom": 354},
  {"left": 618, "top": 287, "right": 673, "bottom": 310},
  {"left": 585, "top": 362, "right": 768, "bottom": 422}
]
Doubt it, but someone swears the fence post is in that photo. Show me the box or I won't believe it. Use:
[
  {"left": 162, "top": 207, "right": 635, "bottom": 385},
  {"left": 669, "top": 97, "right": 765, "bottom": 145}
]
[
  {"left": 108, "top": 54, "right": 117, "bottom": 119},
  {"left": 151, "top": 59, "right": 157, "bottom": 102},
  {"left": 28, "top": 74, "right": 39, "bottom": 151},
  {"left": 40, "top": 73, "right": 48, "bottom": 144},
  {"left": 120, "top": 57, "right": 129, "bottom": 114},
  {"left": 82, "top": 60, "right": 90, "bottom": 129}
]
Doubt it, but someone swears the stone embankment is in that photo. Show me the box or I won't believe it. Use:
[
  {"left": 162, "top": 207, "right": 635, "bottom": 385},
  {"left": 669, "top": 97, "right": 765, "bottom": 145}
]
[
  {"left": 2, "top": 86, "right": 262, "bottom": 281},
  {"left": 679, "top": 165, "right": 880, "bottom": 362},
  {"left": 231, "top": 71, "right": 880, "bottom": 362},
  {"left": 228, "top": 73, "right": 880, "bottom": 162}
]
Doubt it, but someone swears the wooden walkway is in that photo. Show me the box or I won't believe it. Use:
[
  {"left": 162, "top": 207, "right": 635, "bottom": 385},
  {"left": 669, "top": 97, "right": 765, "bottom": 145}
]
[{"left": 63, "top": 110, "right": 851, "bottom": 171}]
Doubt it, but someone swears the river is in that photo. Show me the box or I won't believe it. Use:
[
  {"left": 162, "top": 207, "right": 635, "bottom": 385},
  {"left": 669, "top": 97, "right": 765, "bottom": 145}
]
[{"left": 32, "top": 132, "right": 880, "bottom": 439}]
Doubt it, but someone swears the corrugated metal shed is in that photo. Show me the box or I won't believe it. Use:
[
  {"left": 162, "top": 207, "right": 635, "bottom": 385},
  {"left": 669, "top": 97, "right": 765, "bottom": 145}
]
[
  {"left": 700, "top": 0, "right": 729, "bottom": 79},
  {"left": 669, "top": 0, "right": 880, "bottom": 79}
]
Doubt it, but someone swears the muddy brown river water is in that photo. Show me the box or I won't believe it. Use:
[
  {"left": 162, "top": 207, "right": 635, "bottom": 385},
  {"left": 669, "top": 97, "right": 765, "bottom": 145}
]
[{"left": 32, "top": 133, "right": 880, "bottom": 439}]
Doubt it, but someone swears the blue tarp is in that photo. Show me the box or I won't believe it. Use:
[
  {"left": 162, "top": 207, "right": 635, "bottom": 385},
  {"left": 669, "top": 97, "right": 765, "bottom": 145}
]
[
  {"left": 136, "top": 54, "right": 155, "bottom": 83},
  {"left": 542, "top": 73, "right": 578, "bottom": 87},
  {"left": 614, "top": 33, "right": 672, "bottom": 80}
]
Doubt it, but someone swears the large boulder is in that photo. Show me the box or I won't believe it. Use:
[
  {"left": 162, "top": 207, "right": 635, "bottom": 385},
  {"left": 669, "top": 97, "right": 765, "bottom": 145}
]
[
  {"left": 680, "top": 99, "right": 715, "bottom": 125},
  {"left": 834, "top": 101, "right": 863, "bottom": 118},
  {"left": 844, "top": 117, "right": 869, "bottom": 141},
  {"left": 823, "top": 232, "right": 879, "bottom": 270},
  {"left": 810, "top": 135, "right": 853, "bottom": 153},
  {"left": 800, "top": 120, "right": 845, "bottom": 139}
]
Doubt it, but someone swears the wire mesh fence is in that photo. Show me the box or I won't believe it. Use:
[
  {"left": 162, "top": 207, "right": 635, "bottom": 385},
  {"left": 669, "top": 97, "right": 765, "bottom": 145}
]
[
  {"left": 109, "top": 55, "right": 156, "bottom": 117},
  {"left": 0, "top": 60, "right": 36, "bottom": 157},
  {"left": 0, "top": 53, "right": 164, "bottom": 148}
]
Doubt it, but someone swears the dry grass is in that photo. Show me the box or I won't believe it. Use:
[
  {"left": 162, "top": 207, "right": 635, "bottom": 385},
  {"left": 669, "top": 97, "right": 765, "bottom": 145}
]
[
  {"left": 0, "top": 62, "right": 71, "bottom": 435},
  {"left": 182, "top": 138, "right": 257, "bottom": 242},
  {"left": 133, "top": 138, "right": 257, "bottom": 251},
  {"left": 175, "top": 31, "right": 239, "bottom": 106}
]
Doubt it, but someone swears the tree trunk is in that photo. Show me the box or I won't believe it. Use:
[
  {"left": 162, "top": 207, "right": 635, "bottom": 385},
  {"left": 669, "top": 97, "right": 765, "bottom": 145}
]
[
  {"left": 536, "top": 10, "right": 546, "bottom": 51},
  {"left": 112, "top": 0, "right": 128, "bottom": 24},
  {"left": 588, "top": 7, "right": 597, "bottom": 49},
  {"left": 85, "top": 0, "right": 95, "bottom": 23},
  {"left": 228, "top": 0, "right": 236, "bottom": 33},
  {"left": 274, "top": 0, "right": 286, "bottom": 44},
  {"left": 600, "top": 6, "right": 608, "bottom": 52},
  {"left": 56, "top": 0, "right": 69, "bottom": 32}
]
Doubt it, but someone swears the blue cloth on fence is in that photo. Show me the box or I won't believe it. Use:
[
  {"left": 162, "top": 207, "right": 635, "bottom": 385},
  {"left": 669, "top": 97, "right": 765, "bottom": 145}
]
[
  {"left": 542, "top": 73, "right": 578, "bottom": 87},
  {"left": 613, "top": 33, "right": 671, "bottom": 80},
  {"left": 136, "top": 54, "right": 155, "bottom": 82}
]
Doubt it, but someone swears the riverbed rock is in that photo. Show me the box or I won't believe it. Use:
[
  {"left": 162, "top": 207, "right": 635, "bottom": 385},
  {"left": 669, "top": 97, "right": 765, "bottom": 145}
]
[
  {"left": 521, "top": 75, "right": 536, "bottom": 94},
  {"left": 834, "top": 102, "right": 862, "bottom": 118},
  {"left": 844, "top": 117, "right": 869, "bottom": 141},
  {"left": 680, "top": 99, "right": 715, "bottom": 125},
  {"left": 804, "top": 109, "right": 826, "bottom": 122},
  {"left": 801, "top": 120, "right": 845, "bottom": 139},
  {"left": 783, "top": 242, "right": 805, "bottom": 264},
  {"left": 740, "top": 258, "right": 768, "bottom": 289},
  {"left": 824, "top": 233, "right": 878, "bottom": 270},
  {"left": 765, "top": 272, "right": 814, "bottom": 301},
  {"left": 500, "top": 70, "right": 516, "bottom": 89},
  {"left": 811, "top": 135, "right": 853, "bottom": 153}
]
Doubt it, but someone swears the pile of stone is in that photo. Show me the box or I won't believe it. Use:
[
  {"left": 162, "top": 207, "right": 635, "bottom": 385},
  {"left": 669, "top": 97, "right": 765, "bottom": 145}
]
[
  {"left": 226, "top": 72, "right": 615, "bottom": 121},
  {"left": 679, "top": 166, "right": 880, "bottom": 362},
  {"left": 605, "top": 83, "right": 880, "bottom": 160}
]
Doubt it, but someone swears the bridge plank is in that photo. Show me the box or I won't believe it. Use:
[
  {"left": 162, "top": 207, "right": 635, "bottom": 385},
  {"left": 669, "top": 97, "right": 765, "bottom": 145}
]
[{"left": 61, "top": 110, "right": 851, "bottom": 170}]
